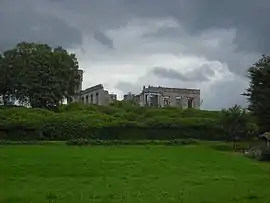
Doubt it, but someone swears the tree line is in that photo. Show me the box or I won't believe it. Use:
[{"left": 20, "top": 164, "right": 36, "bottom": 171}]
[{"left": 0, "top": 42, "right": 80, "bottom": 109}]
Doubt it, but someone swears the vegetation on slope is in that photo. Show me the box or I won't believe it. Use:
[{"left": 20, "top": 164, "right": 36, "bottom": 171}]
[{"left": 0, "top": 103, "right": 257, "bottom": 141}]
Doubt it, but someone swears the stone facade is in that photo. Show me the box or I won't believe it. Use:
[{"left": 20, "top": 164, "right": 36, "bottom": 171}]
[
  {"left": 109, "top": 93, "right": 117, "bottom": 103},
  {"left": 70, "top": 70, "right": 200, "bottom": 108},
  {"left": 123, "top": 93, "right": 136, "bottom": 101},
  {"left": 79, "top": 84, "right": 117, "bottom": 105},
  {"left": 69, "top": 70, "right": 117, "bottom": 105},
  {"left": 135, "top": 86, "right": 201, "bottom": 109}
]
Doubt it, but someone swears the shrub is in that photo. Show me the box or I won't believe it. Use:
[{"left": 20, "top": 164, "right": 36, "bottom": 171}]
[
  {"left": 259, "top": 148, "right": 270, "bottom": 161},
  {"left": 244, "top": 147, "right": 262, "bottom": 160},
  {"left": 57, "top": 103, "right": 98, "bottom": 112},
  {"left": 0, "top": 140, "right": 56, "bottom": 145}
]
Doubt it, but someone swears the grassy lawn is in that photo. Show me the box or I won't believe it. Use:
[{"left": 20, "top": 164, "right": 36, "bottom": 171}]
[{"left": 1, "top": 144, "right": 270, "bottom": 203}]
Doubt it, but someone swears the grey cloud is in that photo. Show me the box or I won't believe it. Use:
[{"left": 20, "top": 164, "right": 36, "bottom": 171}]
[
  {"left": 186, "top": 0, "right": 270, "bottom": 54},
  {"left": 143, "top": 27, "right": 259, "bottom": 76},
  {"left": 115, "top": 81, "right": 142, "bottom": 94},
  {"left": 152, "top": 67, "right": 187, "bottom": 81},
  {"left": 202, "top": 76, "right": 248, "bottom": 110},
  {"left": 45, "top": 0, "right": 270, "bottom": 54},
  {"left": 93, "top": 31, "right": 114, "bottom": 49},
  {"left": 143, "top": 27, "right": 183, "bottom": 39},
  {"left": 152, "top": 65, "right": 215, "bottom": 82},
  {"left": 44, "top": 0, "right": 269, "bottom": 75},
  {"left": 0, "top": 0, "right": 82, "bottom": 51},
  {"left": 45, "top": 0, "right": 131, "bottom": 30},
  {"left": 126, "top": 0, "right": 270, "bottom": 54}
]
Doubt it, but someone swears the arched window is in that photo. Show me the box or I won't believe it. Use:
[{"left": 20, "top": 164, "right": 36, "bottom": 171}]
[{"left": 86, "top": 95, "right": 89, "bottom": 104}]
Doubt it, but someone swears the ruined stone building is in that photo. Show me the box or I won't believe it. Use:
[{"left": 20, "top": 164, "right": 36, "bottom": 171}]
[
  {"left": 79, "top": 84, "right": 117, "bottom": 105},
  {"left": 123, "top": 93, "right": 136, "bottom": 101},
  {"left": 125, "top": 85, "right": 201, "bottom": 109},
  {"left": 69, "top": 70, "right": 117, "bottom": 105},
  {"left": 71, "top": 70, "right": 200, "bottom": 108}
]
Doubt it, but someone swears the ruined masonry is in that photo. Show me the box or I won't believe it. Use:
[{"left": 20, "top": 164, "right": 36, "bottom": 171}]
[
  {"left": 124, "top": 85, "right": 201, "bottom": 109},
  {"left": 71, "top": 70, "right": 201, "bottom": 109}
]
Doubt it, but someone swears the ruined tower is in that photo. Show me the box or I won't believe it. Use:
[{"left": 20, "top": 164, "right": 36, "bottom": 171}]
[{"left": 77, "top": 69, "right": 83, "bottom": 92}]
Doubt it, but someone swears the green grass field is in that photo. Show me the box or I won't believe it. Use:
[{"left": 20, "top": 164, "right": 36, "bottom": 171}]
[{"left": 1, "top": 144, "right": 270, "bottom": 203}]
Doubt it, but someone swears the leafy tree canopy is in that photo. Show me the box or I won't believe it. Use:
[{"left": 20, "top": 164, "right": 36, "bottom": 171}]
[
  {"left": 244, "top": 55, "right": 270, "bottom": 132},
  {"left": 0, "top": 42, "right": 80, "bottom": 109}
]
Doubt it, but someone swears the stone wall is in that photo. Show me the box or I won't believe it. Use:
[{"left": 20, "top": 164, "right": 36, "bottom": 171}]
[
  {"left": 79, "top": 84, "right": 111, "bottom": 105},
  {"left": 140, "top": 86, "right": 201, "bottom": 109},
  {"left": 109, "top": 94, "right": 117, "bottom": 103}
]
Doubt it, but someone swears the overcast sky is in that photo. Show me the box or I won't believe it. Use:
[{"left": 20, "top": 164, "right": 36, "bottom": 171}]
[{"left": 1, "top": 0, "right": 269, "bottom": 109}]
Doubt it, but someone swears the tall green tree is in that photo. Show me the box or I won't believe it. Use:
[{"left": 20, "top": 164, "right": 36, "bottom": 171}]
[
  {"left": 244, "top": 55, "right": 270, "bottom": 132},
  {"left": 0, "top": 50, "right": 17, "bottom": 105},
  {"left": 0, "top": 53, "right": 3, "bottom": 104},
  {"left": 220, "top": 105, "right": 249, "bottom": 149},
  {"left": 1, "top": 42, "right": 80, "bottom": 109}
]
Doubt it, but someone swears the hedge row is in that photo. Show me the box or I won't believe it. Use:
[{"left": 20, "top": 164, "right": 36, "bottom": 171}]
[
  {"left": 66, "top": 138, "right": 198, "bottom": 146},
  {"left": 0, "top": 105, "right": 250, "bottom": 141},
  {"left": 0, "top": 122, "right": 223, "bottom": 141},
  {"left": 0, "top": 139, "right": 197, "bottom": 146},
  {"left": 0, "top": 140, "right": 61, "bottom": 145}
]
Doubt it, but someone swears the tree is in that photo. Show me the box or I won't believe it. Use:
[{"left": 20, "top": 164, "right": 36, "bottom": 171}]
[
  {"left": 244, "top": 55, "right": 270, "bottom": 132},
  {"left": 0, "top": 51, "right": 17, "bottom": 105},
  {"left": 0, "top": 53, "right": 3, "bottom": 104},
  {"left": 220, "top": 105, "right": 249, "bottom": 149},
  {"left": 52, "top": 47, "right": 80, "bottom": 103},
  {"left": 0, "top": 42, "right": 80, "bottom": 109}
]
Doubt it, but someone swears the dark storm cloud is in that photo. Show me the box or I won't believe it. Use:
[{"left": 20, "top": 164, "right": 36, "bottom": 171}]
[
  {"left": 93, "top": 31, "right": 114, "bottom": 49},
  {"left": 185, "top": 0, "right": 270, "bottom": 54},
  {"left": 0, "top": 0, "right": 82, "bottom": 51},
  {"left": 152, "top": 65, "right": 215, "bottom": 82},
  {"left": 45, "top": 0, "right": 270, "bottom": 54},
  {"left": 125, "top": 0, "right": 270, "bottom": 54},
  {"left": 44, "top": 0, "right": 270, "bottom": 73},
  {"left": 45, "top": 0, "right": 131, "bottom": 30}
]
